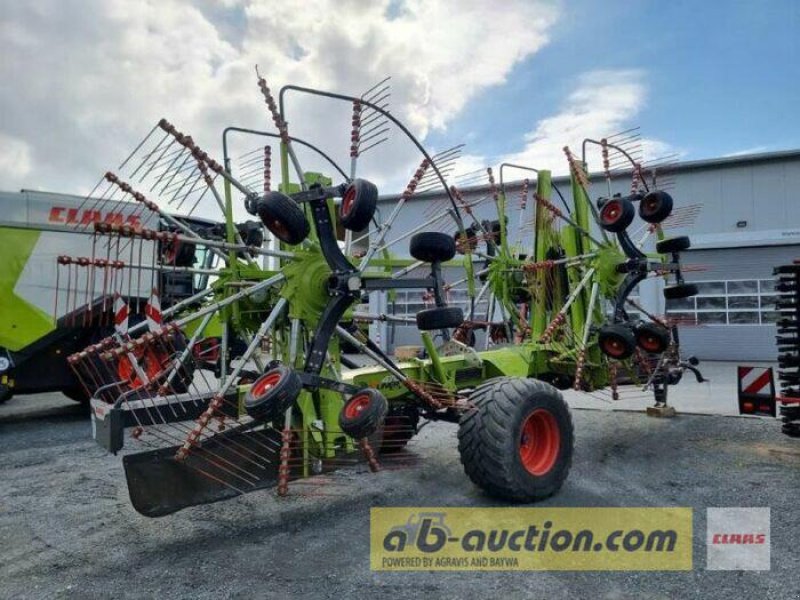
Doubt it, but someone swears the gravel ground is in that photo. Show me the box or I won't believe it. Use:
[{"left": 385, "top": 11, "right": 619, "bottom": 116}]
[{"left": 1, "top": 401, "right": 799, "bottom": 599}]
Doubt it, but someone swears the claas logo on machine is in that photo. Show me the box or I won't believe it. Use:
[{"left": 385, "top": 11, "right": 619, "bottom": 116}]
[{"left": 48, "top": 206, "right": 142, "bottom": 228}]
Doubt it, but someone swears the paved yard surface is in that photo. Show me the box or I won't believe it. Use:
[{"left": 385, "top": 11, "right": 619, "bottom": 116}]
[{"left": 1, "top": 385, "right": 798, "bottom": 599}]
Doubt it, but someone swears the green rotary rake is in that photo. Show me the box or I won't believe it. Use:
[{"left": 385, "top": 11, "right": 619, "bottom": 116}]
[{"left": 65, "top": 73, "right": 701, "bottom": 516}]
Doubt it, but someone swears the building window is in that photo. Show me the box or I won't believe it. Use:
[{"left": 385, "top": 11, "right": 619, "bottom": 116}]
[
  {"left": 389, "top": 289, "right": 489, "bottom": 319},
  {"left": 666, "top": 279, "right": 784, "bottom": 326}
]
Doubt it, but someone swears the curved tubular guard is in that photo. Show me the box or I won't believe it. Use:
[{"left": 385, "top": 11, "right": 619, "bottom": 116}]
[
  {"left": 221, "top": 126, "right": 350, "bottom": 181},
  {"left": 499, "top": 162, "right": 571, "bottom": 215},
  {"left": 613, "top": 270, "right": 647, "bottom": 322},
  {"left": 616, "top": 229, "right": 647, "bottom": 261},
  {"left": 581, "top": 138, "right": 650, "bottom": 193},
  {"left": 301, "top": 192, "right": 359, "bottom": 374},
  {"left": 612, "top": 228, "right": 648, "bottom": 322},
  {"left": 300, "top": 192, "right": 448, "bottom": 378},
  {"left": 278, "top": 84, "right": 461, "bottom": 221}
]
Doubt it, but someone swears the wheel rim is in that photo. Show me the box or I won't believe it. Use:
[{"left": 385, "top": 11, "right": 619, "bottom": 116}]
[
  {"left": 642, "top": 197, "right": 659, "bottom": 217},
  {"left": 162, "top": 241, "right": 178, "bottom": 264},
  {"left": 117, "top": 346, "right": 169, "bottom": 389},
  {"left": 601, "top": 200, "right": 622, "bottom": 224},
  {"left": 602, "top": 336, "right": 627, "bottom": 358},
  {"left": 345, "top": 394, "right": 371, "bottom": 419},
  {"left": 269, "top": 218, "right": 290, "bottom": 240},
  {"left": 342, "top": 186, "right": 356, "bottom": 216},
  {"left": 639, "top": 333, "right": 663, "bottom": 353},
  {"left": 519, "top": 409, "right": 560, "bottom": 476},
  {"left": 252, "top": 371, "right": 282, "bottom": 397}
]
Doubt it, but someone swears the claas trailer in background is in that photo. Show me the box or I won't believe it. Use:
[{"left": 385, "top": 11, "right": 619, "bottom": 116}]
[{"left": 0, "top": 189, "right": 218, "bottom": 404}]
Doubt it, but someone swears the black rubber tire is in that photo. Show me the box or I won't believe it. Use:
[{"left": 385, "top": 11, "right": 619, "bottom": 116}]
[
  {"left": 161, "top": 332, "right": 194, "bottom": 394},
  {"left": 454, "top": 226, "right": 477, "bottom": 254},
  {"left": 664, "top": 283, "right": 699, "bottom": 300},
  {"left": 453, "top": 327, "right": 477, "bottom": 348},
  {"left": 634, "top": 322, "right": 671, "bottom": 354},
  {"left": 63, "top": 386, "right": 91, "bottom": 404},
  {"left": 162, "top": 240, "right": 197, "bottom": 267},
  {"left": 599, "top": 197, "right": 635, "bottom": 232},
  {"left": 457, "top": 377, "right": 573, "bottom": 502},
  {"left": 236, "top": 221, "right": 265, "bottom": 257},
  {"left": 244, "top": 366, "right": 302, "bottom": 422},
  {"left": 598, "top": 323, "right": 637, "bottom": 360},
  {"left": 656, "top": 236, "right": 691, "bottom": 254},
  {"left": 256, "top": 191, "right": 310, "bottom": 245},
  {"left": 340, "top": 178, "right": 378, "bottom": 231},
  {"left": 638, "top": 191, "right": 673, "bottom": 223},
  {"left": 0, "top": 384, "right": 13, "bottom": 404},
  {"left": 380, "top": 404, "right": 420, "bottom": 453},
  {"left": 416, "top": 306, "right": 464, "bottom": 331},
  {"left": 409, "top": 232, "right": 457, "bottom": 263},
  {"left": 339, "top": 388, "right": 388, "bottom": 438}
]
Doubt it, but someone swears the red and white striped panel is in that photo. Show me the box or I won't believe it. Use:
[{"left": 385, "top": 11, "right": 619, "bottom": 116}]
[
  {"left": 737, "top": 366, "right": 773, "bottom": 397},
  {"left": 145, "top": 288, "right": 162, "bottom": 332},
  {"left": 114, "top": 294, "right": 129, "bottom": 335}
]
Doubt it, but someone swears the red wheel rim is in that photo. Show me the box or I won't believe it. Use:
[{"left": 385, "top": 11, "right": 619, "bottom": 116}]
[
  {"left": 602, "top": 337, "right": 627, "bottom": 358},
  {"left": 144, "top": 347, "right": 169, "bottom": 380},
  {"left": 117, "top": 355, "right": 135, "bottom": 386},
  {"left": 519, "top": 409, "right": 560, "bottom": 476},
  {"left": 601, "top": 200, "right": 622, "bottom": 224},
  {"left": 639, "top": 333, "right": 662, "bottom": 353},
  {"left": 345, "top": 394, "right": 371, "bottom": 419},
  {"left": 251, "top": 371, "right": 282, "bottom": 397},
  {"left": 341, "top": 186, "right": 356, "bottom": 217},
  {"left": 269, "top": 218, "right": 290, "bottom": 240},
  {"left": 117, "top": 346, "right": 169, "bottom": 389},
  {"left": 162, "top": 241, "right": 178, "bottom": 265},
  {"left": 642, "top": 197, "right": 659, "bottom": 217}
]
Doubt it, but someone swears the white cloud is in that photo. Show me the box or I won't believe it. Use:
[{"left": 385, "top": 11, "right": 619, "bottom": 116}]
[
  {"left": 0, "top": 133, "right": 33, "bottom": 186},
  {"left": 0, "top": 0, "right": 559, "bottom": 208},
  {"left": 496, "top": 69, "right": 677, "bottom": 177},
  {"left": 722, "top": 145, "right": 770, "bottom": 157}
]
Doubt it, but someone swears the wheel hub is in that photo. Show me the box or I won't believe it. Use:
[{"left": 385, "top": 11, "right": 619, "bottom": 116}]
[{"left": 519, "top": 408, "right": 560, "bottom": 476}]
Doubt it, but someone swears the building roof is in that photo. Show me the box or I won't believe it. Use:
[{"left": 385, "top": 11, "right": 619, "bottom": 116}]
[{"left": 379, "top": 148, "right": 800, "bottom": 202}]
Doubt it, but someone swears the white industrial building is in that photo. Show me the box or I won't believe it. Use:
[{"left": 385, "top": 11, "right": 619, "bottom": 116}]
[{"left": 374, "top": 149, "right": 800, "bottom": 361}]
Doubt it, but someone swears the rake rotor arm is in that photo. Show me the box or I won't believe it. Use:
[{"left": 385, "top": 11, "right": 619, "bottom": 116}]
[
  {"left": 499, "top": 162, "right": 571, "bottom": 215},
  {"left": 221, "top": 126, "right": 350, "bottom": 182},
  {"left": 581, "top": 138, "right": 650, "bottom": 194},
  {"left": 278, "top": 84, "right": 460, "bottom": 218},
  {"left": 103, "top": 172, "right": 230, "bottom": 264}
]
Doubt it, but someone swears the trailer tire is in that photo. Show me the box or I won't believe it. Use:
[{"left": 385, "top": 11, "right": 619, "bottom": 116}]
[
  {"left": 410, "top": 232, "right": 457, "bottom": 263},
  {"left": 634, "top": 322, "right": 671, "bottom": 354},
  {"left": 454, "top": 227, "right": 477, "bottom": 254},
  {"left": 380, "top": 404, "right": 420, "bottom": 453},
  {"left": 639, "top": 191, "right": 673, "bottom": 223},
  {"left": 63, "top": 387, "right": 90, "bottom": 405},
  {"left": 599, "top": 197, "right": 635, "bottom": 232},
  {"left": 340, "top": 179, "right": 378, "bottom": 231},
  {"left": 339, "top": 388, "right": 388, "bottom": 439},
  {"left": 244, "top": 366, "right": 302, "bottom": 422},
  {"left": 598, "top": 323, "right": 636, "bottom": 360},
  {"left": 663, "top": 283, "right": 699, "bottom": 300},
  {"left": 256, "top": 191, "right": 310, "bottom": 245},
  {"left": 416, "top": 306, "right": 464, "bottom": 331},
  {"left": 156, "top": 332, "right": 194, "bottom": 395},
  {"left": 458, "top": 377, "right": 573, "bottom": 501},
  {"left": 656, "top": 236, "right": 691, "bottom": 254},
  {"left": 0, "top": 384, "right": 13, "bottom": 404}
]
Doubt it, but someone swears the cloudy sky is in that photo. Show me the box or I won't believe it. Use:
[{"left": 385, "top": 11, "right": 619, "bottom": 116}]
[{"left": 0, "top": 0, "right": 797, "bottom": 203}]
